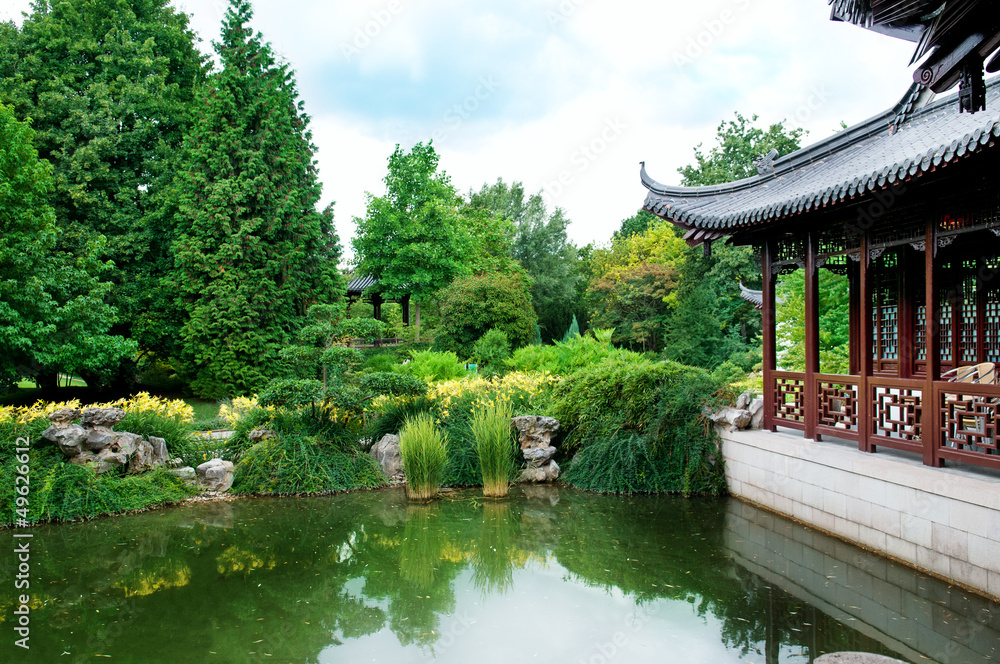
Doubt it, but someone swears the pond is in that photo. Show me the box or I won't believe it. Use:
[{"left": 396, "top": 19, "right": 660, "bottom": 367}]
[{"left": 2, "top": 487, "right": 998, "bottom": 663}]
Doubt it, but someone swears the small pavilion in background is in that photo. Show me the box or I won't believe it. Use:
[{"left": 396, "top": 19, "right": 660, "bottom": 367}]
[
  {"left": 640, "top": 77, "right": 1000, "bottom": 471},
  {"left": 345, "top": 275, "right": 410, "bottom": 326}
]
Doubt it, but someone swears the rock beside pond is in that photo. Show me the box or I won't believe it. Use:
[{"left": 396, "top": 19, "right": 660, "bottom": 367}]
[
  {"left": 710, "top": 406, "right": 752, "bottom": 432},
  {"left": 513, "top": 416, "right": 561, "bottom": 483},
  {"left": 370, "top": 434, "right": 404, "bottom": 481},
  {"left": 40, "top": 423, "right": 87, "bottom": 457},
  {"left": 82, "top": 407, "right": 126, "bottom": 429},
  {"left": 169, "top": 466, "right": 196, "bottom": 481},
  {"left": 196, "top": 459, "right": 234, "bottom": 492}
]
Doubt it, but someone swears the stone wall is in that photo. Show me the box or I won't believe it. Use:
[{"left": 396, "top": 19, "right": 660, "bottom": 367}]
[{"left": 719, "top": 427, "right": 1000, "bottom": 601}]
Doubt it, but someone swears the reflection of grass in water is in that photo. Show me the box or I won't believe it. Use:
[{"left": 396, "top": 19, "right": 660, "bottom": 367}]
[
  {"left": 399, "top": 505, "right": 444, "bottom": 589},
  {"left": 472, "top": 501, "right": 515, "bottom": 595}
]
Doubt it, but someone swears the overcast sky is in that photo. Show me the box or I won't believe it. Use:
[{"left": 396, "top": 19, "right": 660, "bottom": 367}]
[{"left": 2, "top": 0, "right": 918, "bottom": 260}]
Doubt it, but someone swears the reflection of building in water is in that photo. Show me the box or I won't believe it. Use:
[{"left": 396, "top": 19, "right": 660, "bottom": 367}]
[{"left": 724, "top": 500, "right": 999, "bottom": 663}]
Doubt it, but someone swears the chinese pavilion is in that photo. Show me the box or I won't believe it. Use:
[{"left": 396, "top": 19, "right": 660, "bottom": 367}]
[{"left": 640, "top": 77, "right": 1000, "bottom": 471}]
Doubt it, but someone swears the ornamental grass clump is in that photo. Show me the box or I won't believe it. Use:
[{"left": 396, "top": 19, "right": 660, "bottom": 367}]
[
  {"left": 471, "top": 400, "right": 516, "bottom": 498},
  {"left": 399, "top": 412, "right": 449, "bottom": 501}
]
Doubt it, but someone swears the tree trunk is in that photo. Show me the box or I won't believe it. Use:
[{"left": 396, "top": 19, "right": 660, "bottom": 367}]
[{"left": 415, "top": 300, "right": 421, "bottom": 342}]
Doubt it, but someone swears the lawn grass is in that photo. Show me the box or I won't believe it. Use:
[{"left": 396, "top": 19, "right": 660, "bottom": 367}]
[{"left": 184, "top": 398, "right": 222, "bottom": 424}]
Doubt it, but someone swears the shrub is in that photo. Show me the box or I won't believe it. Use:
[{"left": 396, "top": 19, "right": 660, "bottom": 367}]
[
  {"left": 555, "top": 356, "right": 727, "bottom": 496},
  {"left": 399, "top": 412, "right": 449, "bottom": 501},
  {"left": 363, "top": 353, "right": 401, "bottom": 373},
  {"left": 507, "top": 328, "right": 618, "bottom": 376},
  {"left": 435, "top": 271, "right": 538, "bottom": 357},
  {"left": 471, "top": 400, "right": 517, "bottom": 497},
  {"left": 358, "top": 372, "right": 427, "bottom": 400},
  {"left": 470, "top": 329, "right": 511, "bottom": 369}
]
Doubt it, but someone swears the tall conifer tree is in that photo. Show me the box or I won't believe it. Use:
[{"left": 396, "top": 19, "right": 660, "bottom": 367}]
[{"left": 167, "top": 0, "right": 343, "bottom": 398}]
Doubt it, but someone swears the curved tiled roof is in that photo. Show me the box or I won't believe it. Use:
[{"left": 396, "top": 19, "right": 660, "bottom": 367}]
[
  {"left": 641, "top": 77, "right": 1000, "bottom": 238},
  {"left": 346, "top": 275, "right": 377, "bottom": 294}
]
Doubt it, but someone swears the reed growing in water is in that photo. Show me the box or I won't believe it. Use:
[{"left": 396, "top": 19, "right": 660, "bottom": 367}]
[{"left": 399, "top": 412, "right": 449, "bottom": 501}]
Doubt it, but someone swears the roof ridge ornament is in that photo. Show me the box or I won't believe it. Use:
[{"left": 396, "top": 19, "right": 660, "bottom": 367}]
[{"left": 754, "top": 148, "right": 779, "bottom": 176}]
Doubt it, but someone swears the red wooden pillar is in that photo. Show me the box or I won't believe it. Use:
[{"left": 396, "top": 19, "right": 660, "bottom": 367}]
[
  {"left": 804, "top": 232, "right": 820, "bottom": 440},
  {"left": 848, "top": 262, "right": 860, "bottom": 376},
  {"left": 899, "top": 250, "right": 914, "bottom": 379},
  {"left": 858, "top": 232, "right": 874, "bottom": 453},
  {"left": 923, "top": 219, "right": 943, "bottom": 466},
  {"left": 762, "top": 240, "right": 777, "bottom": 432}
]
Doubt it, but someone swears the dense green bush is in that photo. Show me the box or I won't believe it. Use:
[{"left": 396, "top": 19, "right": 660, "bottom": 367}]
[
  {"left": 470, "top": 329, "right": 512, "bottom": 370},
  {"left": 434, "top": 271, "right": 538, "bottom": 357},
  {"left": 507, "top": 328, "right": 619, "bottom": 375},
  {"left": 555, "top": 355, "right": 727, "bottom": 496},
  {"left": 363, "top": 352, "right": 402, "bottom": 373},
  {"left": 396, "top": 350, "right": 466, "bottom": 382}
]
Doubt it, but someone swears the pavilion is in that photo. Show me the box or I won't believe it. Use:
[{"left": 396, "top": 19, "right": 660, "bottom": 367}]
[{"left": 640, "top": 76, "right": 1000, "bottom": 472}]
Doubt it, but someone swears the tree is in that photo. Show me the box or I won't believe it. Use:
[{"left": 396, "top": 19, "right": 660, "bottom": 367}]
[
  {"left": 1, "top": 0, "right": 206, "bottom": 385},
  {"left": 0, "top": 104, "right": 134, "bottom": 391},
  {"left": 353, "top": 142, "right": 475, "bottom": 341},
  {"left": 612, "top": 209, "right": 657, "bottom": 242},
  {"left": 435, "top": 272, "right": 538, "bottom": 358},
  {"left": 469, "top": 179, "right": 580, "bottom": 342},
  {"left": 166, "top": 0, "right": 343, "bottom": 398},
  {"left": 775, "top": 269, "right": 850, "bottom": 373}
]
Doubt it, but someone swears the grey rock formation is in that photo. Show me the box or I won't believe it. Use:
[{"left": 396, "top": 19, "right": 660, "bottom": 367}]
[
  {"left": 149, "top": 437, "right": 169, "bottom": 467},
  {"left": 81, "top": 407, "right": 126, "bottom": 429},
  {"left": 249, "top": 429, "right": 276, "bottom": 443},
  {"left": 512, "top": 416, "right": 561, "bottom": 482},
  {"left": 168, "top": 466, "right": 196, "bottom": 481},
  {"left": 40, "top": 424, "right": 87, "bottom": 457},
  {"left": 196, "top": 459, "right": 235, "bottom": 492},
  {"left": 710, "top": 406, "right": 753, "bottom": 432},
  {"left": 129, "top": 439, "right": 154, "bottom": 474},
  {"left": 749, "top": 397, "right": 764, "bottom": 429},
  {"left": 370, "top": 434, "right": 404, "bottom": 480}
]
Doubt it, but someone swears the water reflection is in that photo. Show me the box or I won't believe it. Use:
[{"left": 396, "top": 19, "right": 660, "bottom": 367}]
[{"left": 2, "top": 488, "right": 997, "bottom": 663}]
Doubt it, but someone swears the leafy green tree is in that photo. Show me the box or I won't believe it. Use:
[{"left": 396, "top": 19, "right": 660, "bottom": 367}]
[
  {"left": 353, "top": 142, "right": 475, "bottom": 341},
  {"left": 0, "top": 104, "right": 134, "bottom": 391},
  {"left": 167, "top": 0, "right": 343, "bottom": 398},
  {"left": 435, "top": 272, "right": 538, "bottom": 358},
  {"left": 775, "top": 269, "right": 850, "bottom": 373},
  {"left": 469, "top": 179, "right": 579, "bottom": 342},
  {"left": 612, "top": 209, "right": 657, "bottom": 242},
  {"left": 1, "top": 0, "right": 206, "bottom": 384}
]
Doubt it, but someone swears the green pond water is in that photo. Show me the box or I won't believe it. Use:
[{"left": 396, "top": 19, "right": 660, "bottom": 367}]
[{"left": 2, "top": 487, "right": 998, "bottom": 663}]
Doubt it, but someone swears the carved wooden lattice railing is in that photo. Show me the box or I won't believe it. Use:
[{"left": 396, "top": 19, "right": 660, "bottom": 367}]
[
  {"left": 869, "top": 378, "right": 924, "bottom": 454},
  {"left": 772, "top": 371, "right": 806, "bottom": 430},
  {"left": 934, "top": 381, "right": 1000, "bottom": 470},
  {"left": 815, "top": 374, "right": 859, "bottom": 441}
]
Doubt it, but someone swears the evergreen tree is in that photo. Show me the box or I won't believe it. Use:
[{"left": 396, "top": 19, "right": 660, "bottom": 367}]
[
  {"left": 0, "top": 0, "right": 206, "bottom": 385},
  {"left": 0, "top": 104, "right": 134, "bottom": 391},
  {"left": 167, "top": 0, "right": 343, "bottom": 398}
]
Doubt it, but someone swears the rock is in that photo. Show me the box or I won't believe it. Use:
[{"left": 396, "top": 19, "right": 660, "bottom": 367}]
[
  {"left": 168, "top": 458, "right": 184, "bottom": 468},
  {"left": 168, "top": 466, "right": 196, "bottom": 481},
  {"left": 70, "top": 450, "right": 116, "bottom": 474},
  {"left": 735, "top": 390, "right": 754, "bottom": 411},
  {"left": 710, "top": 407, "right": 752, "bottom": 431},
  {"left": 112, "top": 432, "right": 140, "bottom": 457},
  {"left": 97, "top": 448, "right": 129, "bottom": 470},
  {"left": 249, "top": 429, "right": 276, "bottom": 443},
  {"left": 511, "top": 415, "right": 560, "bottom": 450},
  {"left": 81, "top": 407, "right": 126, "bottom": 429},
  {"left": 129, "top": 439, "right": 154, "bottom": 474},
  {"left": 84, "top": 428, "right": 118, "bottom": 450},
  {"left": 48, "top": 407, "right": 82, "bottom": 426},
  {"left": 369, "top": 434, "right": 404, "bottom": 480},
  {"left": 519, "top": 466, "right": 548, "bottom": 483},
  {"left": 815, "top": 654, "right": 908, "bottom": 664},
  {"left": 40, "top": 424, "right": 87, "bottom": 457},
  {"left": 749, "top": 397, "right": 764, "bottom": 429},
  {"left": 544, "top": 459, "right": 561, "bottom": 481},
  {"left": 196, "top": 459, "right": 235, "bottom": 492},
  {"left": 523, "top": 445, "right": 557, "bottom": 463},
  {"left": 148, "top": 436, "right": 170, "bottom": 467}
]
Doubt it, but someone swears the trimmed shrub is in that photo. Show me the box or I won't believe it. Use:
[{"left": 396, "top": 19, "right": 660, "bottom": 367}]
[
  {"left": 434, "top": 271, "right": 537, "bottom": 357},
  {"left": 470, "top": 329, "right": 511, "bottom": 370}
]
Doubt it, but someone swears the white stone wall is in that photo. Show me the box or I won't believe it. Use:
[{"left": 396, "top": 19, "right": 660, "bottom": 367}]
[{"left": 720, "top": 427, "right": 1000, "bottom": 600}]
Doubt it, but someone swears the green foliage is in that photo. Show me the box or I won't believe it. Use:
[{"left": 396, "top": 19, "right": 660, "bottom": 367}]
[
  {"left": 469, "top": 179, "right": 581, "bottom": 342},
  {"left": 0, "top": 104, "right": 135, "bottom": 391},
  {"left": 363, "top": 353, "right": 401, "bottom": 373},
  {"left": 554, "top": 355, "right": 727, "bottom": 496},
  {"left": 435, "top": 271, "right": 538, "bottom": 357},
  {"left": 678, "top": 112, "right": 806, "bottom": 186},
  {"left": 612, "top": 209, "right": 657, "bottom": 242},
  {"left": 776, "top": 269, "right": 851, "bottom": 373},
  {"left": 470, "top": 329, "right": 512, "bottom": 369},
  {"left": 399, "top": 412, "right": 449, "bottom": 501},
  {"left": 470, "top": 400, "right": 517, "bottom": 497},
  {"left": 507, "top": 329, "right": 619, "bottom": 375},
  {"left": 357, "top": 372, "right": 427, "bottom": 400},
  {"left": 561, "top": 314, "right": 581, "bottom": 343},
  {"left": 1, "top": 0, "right": 206, "bottom": 384},
  {"left": 167, "top": 0, "right": 343, "bottom": 398},
  {"left": 363, "top": 396, "right": 436, "bottom": 450},
  {"left": 397, "top": 350, "right": 466, "bottom": 383},
  {"left": 259, "top": 379, "right": 326, "bottom": 408}
]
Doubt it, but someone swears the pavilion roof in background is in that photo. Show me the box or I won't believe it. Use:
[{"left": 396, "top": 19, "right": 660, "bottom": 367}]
[
  {"left": 641, "top": 76, "right": 1000, "bottom": 246},
  {"left": 346, "top": 275, "right": 377, "bottom": 296}
]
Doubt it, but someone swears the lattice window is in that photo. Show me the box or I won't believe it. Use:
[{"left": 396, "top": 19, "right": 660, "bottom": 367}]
[
  {"left": 873, "top": 386, "right": 922, "bottom": 441},
  {"left": 773, "top": 376, "right": 806, "bottom": 423},
  {"left": 872, "top": 252, "right": 899, "bottom": 364},
  {"left": 869, "top": 212, "right": 924, "bottom": 249},
  {"left": 940, "top": 297, "right": 954, "bottom": 363},
  {"left": 986, "top": 292, "right": 1000, "bottom": 363},
  {"left": 818, "top": 381, "right": 858, "bottom": 430},
  {"left": 820, "top": 253, "right": 849, "bottom": 276},
  {"left": 960, "top": 264, "right": 978, "bottom": 363},
  {"left": 915, "top": 304, "right": 927, "bottom": 361}
]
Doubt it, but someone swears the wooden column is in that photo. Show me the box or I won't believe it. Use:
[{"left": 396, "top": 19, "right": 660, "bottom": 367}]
[
  {"left": 923, "top": 220, "right": 943, "bottom": 467},
  {"left": 804, "top": 232, "right": 820, "bottom": 440},
  {"left": 899, "top": 249, "right": 914, "bottom": 379},
  {"left": 848, "top": 262, "right": 860, "bottom": 376},
  {"left": 762, "top": 240, "right": 777, "bottom": 432},
  {"left": 858, "top": 232, "right": 874, "bottom": 453}
]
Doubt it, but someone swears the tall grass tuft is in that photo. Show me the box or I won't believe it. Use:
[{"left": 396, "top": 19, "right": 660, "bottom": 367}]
[
  {"left": 399, "top": 412, "right": 449, "bottom": 501},
  {"left": 470, "top": 400, "right": 516, "bottom": 498}
]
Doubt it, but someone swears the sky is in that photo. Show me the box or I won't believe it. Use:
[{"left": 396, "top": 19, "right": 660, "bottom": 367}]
[{"left": 1, "top": 0, "right": 919, "bottom": 261}]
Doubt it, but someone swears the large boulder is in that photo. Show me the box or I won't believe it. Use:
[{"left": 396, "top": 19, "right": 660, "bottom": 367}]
[
  {"left": 148, "top": 436, "right": 170, "bottom": 467},
  {"left": 168, "top": 466, "right": 196, "bottom": 482},
  {"left": 48, "top": 407, "right": 82, "bottom": 426},
  {"left": 81, "top": 407, "right": 126, "bottom": 429},
  {"left": 41, "top": 424, "right": 87, "bottom": 457},
  {"left": 129, "top": 439, "right": 154, "bottom": 474},
  {"left": 196, "top": 459, "right": 235, "bottom": 492},
  {"left": 511, "top": 416, "right": 560, "bottom": 450},
  {"left": 369, "top": 434, "right": 404, "bottom": 480},
  {"left": 523, "top": 445, "right": 557, "bottom": 465}
]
